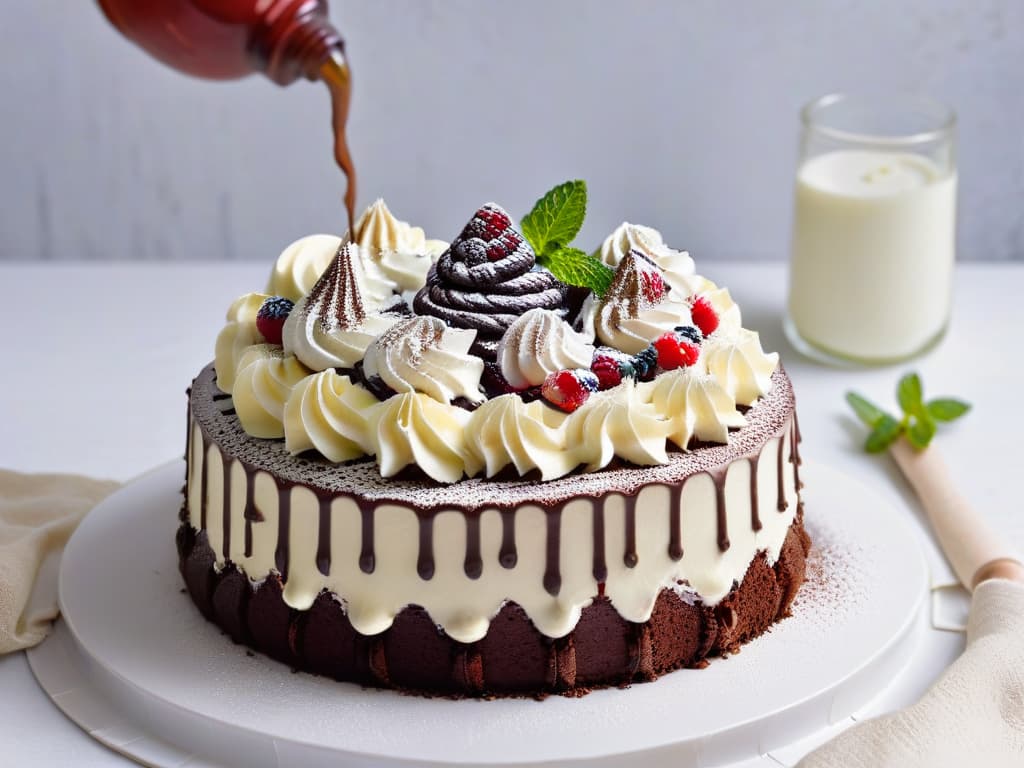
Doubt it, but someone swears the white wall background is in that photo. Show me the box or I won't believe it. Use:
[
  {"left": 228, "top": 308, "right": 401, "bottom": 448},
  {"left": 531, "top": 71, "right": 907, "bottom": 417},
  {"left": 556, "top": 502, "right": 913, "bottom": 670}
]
[{"left": 2, "top": 1, "right": 1022, "bottom": 263}]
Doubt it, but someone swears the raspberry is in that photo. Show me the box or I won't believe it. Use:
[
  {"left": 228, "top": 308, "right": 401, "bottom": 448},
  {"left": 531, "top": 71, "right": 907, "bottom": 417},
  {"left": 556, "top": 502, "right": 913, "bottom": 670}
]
[
  {"left": 542, "top": 369, "right": 598, "bottom": 413},
  {"left": 653, "top": 332, "right": 701, "bottom": 370},
  {"left": 463, "top": 204, "right": 512, "bottom": 241},
  {"left": 690, "top": 296, "right": 719, "bottom": 337},
  {"left": 632, "top": 346, "right": 659, "bottom": 381},
  {"left": 639, "top": 270, "right": 665, "bottom": 304},
  {"left": 591, "top": 347, "right": 637, "bottom": 390},
  {"left": 256, "top": 296, "right": 295, "bottom": 345}
]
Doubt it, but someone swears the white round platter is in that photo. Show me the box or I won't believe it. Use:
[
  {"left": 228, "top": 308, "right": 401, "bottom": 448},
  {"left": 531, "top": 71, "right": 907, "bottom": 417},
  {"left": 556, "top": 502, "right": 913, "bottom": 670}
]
[{"left": 28, "top": 460, "right": 927, "bottom": 768}]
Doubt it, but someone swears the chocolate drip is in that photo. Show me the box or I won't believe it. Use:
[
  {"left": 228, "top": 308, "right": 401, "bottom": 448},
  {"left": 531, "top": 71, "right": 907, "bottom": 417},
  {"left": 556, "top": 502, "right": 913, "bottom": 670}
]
[
  {"left": 211, "top": 392, "right": 232, "bottom": 402},
  {"left": 464, "top": 513, "right": 483, "bottom": 579},
  {"left": 359, "top": 505, "right": 375, "bottom": 574},
  {"left": 708, "top": 469, "right": 730, "bottom": 552},
  {"left": 776, "top": 430, "right": 789, "bottom": 512},
  {"left": 274, "top": 484, "right": 292, "bottom": 580},
  {"left": 417, "top": 514, "right": 435, "bottom": 580},
  {"left": 623, "top": 495, "right": 639, "bottom": 568},
  {"left": 668, "top": 484, "right": 684, "bottom": 561},
  {"left": 200, "top": 432, "right": 210, "bottom": 529},
  {"left": 316, "top": 495, "right": 332, "bottom": 577},
  {"left": 749, "top": 456, "right": 762, "bottom": 533},
  {"left": 592, "top": 503, "right": 608, "bottom": 582},
  {"left": 242, "top": 469, "right": 263, "bottom": 559},
  {"left": 543, "top": 506, "right": 563, "bottom": 596},
  {"left": 790, "top": 418, "right": 803, "bottom": 491},
  {"left": 222, "top": 457, "right": 234, "bottom": 561},
  {"left": 499, "top": 510, "right": 517, "bottom": 569}
]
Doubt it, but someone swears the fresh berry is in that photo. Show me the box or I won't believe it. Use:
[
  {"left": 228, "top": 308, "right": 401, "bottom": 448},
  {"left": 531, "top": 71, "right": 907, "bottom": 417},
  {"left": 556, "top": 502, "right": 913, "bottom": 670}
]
[
  {"left": 632, "top": 345, "right": 659, "bottom": 381},
  {"left": 463, "top": 204, "right": 513, "bottom": 241},
  {"left": 674, "top": 324, "right": 704, "bottom": 346},
  {"left": 690, "top": 296, "right": 719, "bottom": 337},
  {"left": 256, "top": 296, "right": 295, "bottom": 345},
  {"left": 591, "top": 347, "right": 637, "bottom": 390},
  {"left": 639, "top": 269, "right": 666, "bottom": 304},
  {"left": 653, "top": 331, "right": 701, "bottom": 370},
  {"left": 542, "top": 369, "right": 598, "bottom": 413},
  {"left": 451, "top": 204, "right": 531, "bottom": 265}
]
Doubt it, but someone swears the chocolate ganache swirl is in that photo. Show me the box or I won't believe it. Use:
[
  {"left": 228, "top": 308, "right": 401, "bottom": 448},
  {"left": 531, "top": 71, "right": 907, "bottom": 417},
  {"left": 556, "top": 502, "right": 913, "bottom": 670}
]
[{"left": 413, "top": 204, "right": 566, "bottom": 359}]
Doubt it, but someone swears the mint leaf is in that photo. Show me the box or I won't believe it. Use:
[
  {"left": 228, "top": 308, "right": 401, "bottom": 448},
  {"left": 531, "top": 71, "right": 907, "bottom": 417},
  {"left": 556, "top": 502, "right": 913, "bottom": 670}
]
[
  {"left": 521, "top": 180, "right": 587, "bottom": 257},
  {"left": 865, "top": 415, "right": 902, "bottom": 453},
  {"left": 845, "top": 391, "right": 888, "bottom": 427},
  {"left": 897, "top": 372, "right": 924, "bottom": 415},
  {"left": 907, "top": 412, "right": 937, "bottom": 449},
  {"left": 927, "top": 398, "right": 971, "bottom": 422},
  {"left": 542, "top": 247, "right": 615, "bottom": 296}
]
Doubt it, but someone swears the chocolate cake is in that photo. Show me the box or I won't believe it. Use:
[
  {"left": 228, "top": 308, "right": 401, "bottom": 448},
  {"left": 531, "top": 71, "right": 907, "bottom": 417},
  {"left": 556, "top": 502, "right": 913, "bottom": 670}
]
[{"left": 181, "top": 198, "right": 808, "bottom": 697}]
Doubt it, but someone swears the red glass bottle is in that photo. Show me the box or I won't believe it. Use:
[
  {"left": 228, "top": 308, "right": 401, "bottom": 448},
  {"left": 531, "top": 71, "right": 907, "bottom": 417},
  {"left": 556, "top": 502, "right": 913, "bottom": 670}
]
[{"left": 97, "top": 0, "right": 356, "bottom": 231}]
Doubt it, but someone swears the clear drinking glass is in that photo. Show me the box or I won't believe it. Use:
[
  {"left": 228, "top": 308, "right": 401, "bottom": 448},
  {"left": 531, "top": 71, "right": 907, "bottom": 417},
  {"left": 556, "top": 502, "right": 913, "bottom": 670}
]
[{"left": 784, "top": 94, "right": 957, "bottom": 366}]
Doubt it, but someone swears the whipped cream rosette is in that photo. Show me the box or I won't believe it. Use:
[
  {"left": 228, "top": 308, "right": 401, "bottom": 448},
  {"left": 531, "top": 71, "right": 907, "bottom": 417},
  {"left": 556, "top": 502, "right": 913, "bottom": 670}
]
[
  {"left": 413, "top": 204, "right": 566, "bottom": 359},
  {"left": 213, "top": 291, "right": 270, "bottom": 393},
  {"left": 599, "top": 222, "right": 700, "bottom": 297},
  {"left": 350, "top": 199, "right": 448, "bottom": 292},
  {"left": 497, "top": 308, "right": 595, "bottom": 389}
]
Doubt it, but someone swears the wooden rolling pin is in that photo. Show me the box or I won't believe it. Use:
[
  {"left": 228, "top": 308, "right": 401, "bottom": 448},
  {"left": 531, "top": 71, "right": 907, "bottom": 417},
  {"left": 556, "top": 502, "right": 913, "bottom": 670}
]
[{"left": 890, "top": 438, "right": 1024, "bottom": 589}]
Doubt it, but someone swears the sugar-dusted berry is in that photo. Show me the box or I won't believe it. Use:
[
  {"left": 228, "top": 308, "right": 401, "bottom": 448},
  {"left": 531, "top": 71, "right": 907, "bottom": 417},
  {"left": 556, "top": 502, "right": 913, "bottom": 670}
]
[
  {"left": 255, "top": 296, "right": 295, "bottom": 346},
  {"left": 653, "top": 331, "right": 701, "bottom": 370},
  {"left": 591, "top": 347, "right": 637, "bottom": 390},
  {"left": 542, "top": 369, "right": 598, "bottom": 413},
  {"left": 690, "top": 296, "right": 719, "bottom": 337},
  {"left": 632, "top": 345, "right": 659, "bottom": 381}
]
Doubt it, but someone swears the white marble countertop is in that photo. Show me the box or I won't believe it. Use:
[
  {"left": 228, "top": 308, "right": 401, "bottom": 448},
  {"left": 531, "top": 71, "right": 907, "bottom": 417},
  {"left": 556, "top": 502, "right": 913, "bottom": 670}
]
[{"left": 2, "top": 261, "right": 1021, "bottom": 766}]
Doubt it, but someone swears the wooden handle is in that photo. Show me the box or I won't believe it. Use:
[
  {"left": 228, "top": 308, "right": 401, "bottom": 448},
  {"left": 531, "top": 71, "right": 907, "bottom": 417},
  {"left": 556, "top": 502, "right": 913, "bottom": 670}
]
[{"left": 889, "top": 438, "right": 1024, "bottom": 590}]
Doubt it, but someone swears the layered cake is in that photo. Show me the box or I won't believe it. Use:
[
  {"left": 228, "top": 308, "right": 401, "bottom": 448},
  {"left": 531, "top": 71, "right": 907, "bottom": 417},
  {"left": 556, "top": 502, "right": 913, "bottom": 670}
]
[{"left": 179, "top": 194, "right": 809, "bottom": 697}]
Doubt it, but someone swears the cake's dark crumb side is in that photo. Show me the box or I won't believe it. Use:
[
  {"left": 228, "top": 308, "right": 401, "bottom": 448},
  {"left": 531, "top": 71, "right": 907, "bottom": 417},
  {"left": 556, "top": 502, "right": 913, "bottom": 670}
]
[{"left": 178, "top": 520, "right": 809, "bottom": 698}]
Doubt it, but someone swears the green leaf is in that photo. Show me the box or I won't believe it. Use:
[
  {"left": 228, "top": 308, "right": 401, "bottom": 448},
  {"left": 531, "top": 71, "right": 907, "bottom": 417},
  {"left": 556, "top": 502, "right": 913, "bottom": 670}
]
[
  {"left": 845, "top": 391, "right": 888, "bottom": 427},
  {"left": 521, "top": 180, "right": 587, "bottom": 257},
  {"left": 541, "top": 247, "right": 616, "bottom": 296},
  {"left": 897, "top": 372, "right": 924, "bottom": 415},
  {"left": 927, "top": 398, "right": 971, "bottom": 422},
  {"left": 907, "top": 412, "right": 937, "bottom": 449},
  {"left": 865, "top": 415, "right": 903, "bottom": 453}
]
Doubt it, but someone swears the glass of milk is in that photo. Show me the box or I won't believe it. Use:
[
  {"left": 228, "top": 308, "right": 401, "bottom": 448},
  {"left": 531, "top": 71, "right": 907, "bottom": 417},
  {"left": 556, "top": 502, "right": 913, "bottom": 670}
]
[{"left": 785, "top": 93, "right": 957, "bottom": 365}]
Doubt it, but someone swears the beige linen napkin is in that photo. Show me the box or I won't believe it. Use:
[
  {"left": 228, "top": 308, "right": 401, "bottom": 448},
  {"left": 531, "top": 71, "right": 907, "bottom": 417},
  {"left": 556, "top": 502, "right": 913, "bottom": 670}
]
[
  {"left": 801, "top": 578, "right": 1024, "bottom": 768},
  {"left": 0, "top": 469, "right": 119, "bottom": 654}
]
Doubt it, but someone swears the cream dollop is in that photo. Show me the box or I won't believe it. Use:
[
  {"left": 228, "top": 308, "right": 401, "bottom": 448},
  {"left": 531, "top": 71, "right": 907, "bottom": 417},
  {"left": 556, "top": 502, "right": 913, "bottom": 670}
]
[
  {"left": 368, "top": 392, "right": 478, "bottom": 483},
  {"left": 696, "top": 283, "right": 742, "bottom": 336},
  {"left": 595, "top": 252, "right": 692, "bottom": 354},
  {"left": 283, "top": 370, "right": 378, "bottom": 462},
  {"left": 266, "top": 235, "right": 341, "bottom": 302},
  {"left": 568, "top": 381, "right": 671, "bottom": 471},
  {"left": 645, "top": 369, "right": 746, "bottom": 448},
  {"left": 350, "top": 199, "right": 448, "bottom": 292},
  {"left": 465, "top": 395, "right": 576, "bottom": 480},
  {"left": 214, "top": 292, "right": 269, "bottom": 393},
  {"left": 233, "top": 345, "right": 313, "bottom": 439},
  {"left": 282, "top": 243, "right": 403, "bottom": 371},
  {"left": 496, "top": 308, "right": 595, "bottom": 389},
  {"left": 599, "top": 222, "right": 700, "bottom": 296},
  {"left": 701, "top": 329, "right": 779, "bottom": 406},
  {"left": 362, "top": 316, "right": 485, "bottom": 405}
]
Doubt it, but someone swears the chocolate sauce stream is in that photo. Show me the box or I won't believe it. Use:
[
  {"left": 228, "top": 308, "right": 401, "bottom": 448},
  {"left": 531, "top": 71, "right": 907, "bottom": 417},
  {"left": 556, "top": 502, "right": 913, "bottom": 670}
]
[
  {"left": 499, "top": 510, "right": 517, "bottom": 569},
  {"left": 316, "top": 495, "right": 332, "bottom": 576},
  {"left": 417, "top": 514, "right": 435, "bottom": 580},
  {"left": 359, "top": 505, "right": 376, "bottom": 574},
  {"left": 623, "top": 495, "right": 639, "bottom": 568},
  {"left": 322, "top": 56, "right": 356, "bottom": 238},
  {"left": 274, "top": 484, "right": 292, "bottom": 580},
  {"left": 543, "top": 506, "right": 563, "bottom": 596},
  {"left": 464, "top": 513, "right": 483, "bottom": 580},
  {"left": 592, "top": 504, "right": 608, "bottom": 582},
  {"left": 668, "top": 484, "right": 684, "bottom": 561}
]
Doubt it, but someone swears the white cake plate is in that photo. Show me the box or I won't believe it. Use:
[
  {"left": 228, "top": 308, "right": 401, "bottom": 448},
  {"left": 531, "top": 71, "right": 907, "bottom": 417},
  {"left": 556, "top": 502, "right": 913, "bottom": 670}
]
[{"left": 29, "top": 461, "right": 927, "bottom": 768}]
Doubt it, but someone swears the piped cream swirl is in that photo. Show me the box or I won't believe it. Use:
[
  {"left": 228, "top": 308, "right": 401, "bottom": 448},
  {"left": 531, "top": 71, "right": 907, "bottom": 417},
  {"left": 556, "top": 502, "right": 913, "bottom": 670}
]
[
  {"left": 568, "top": 381, "right": 671, "bottom": 471},
  {"left": 702, "top": 329, "right": 779, "bottom": 406},
  {"left": 233, "top": 345, "right": 312, "bottom": 439},
  {"left": 465, "top": 395, "right": 576, "bottom": 480},
  {"left": 497, "top": 308, "right": 595, "bottom": 389},
  {"left": 645, "top": 369, "right": 746, "bottom": 448},
  {"left": 214, "top": 292, "right": 269, "bottom": 393},
  {"left": 350, "top": 199, "right": 448, "bottom": 292},
  {"left": 363, "top": 316, "right": 484, "bottom": 405},
  {"left": 599, "top": 222, "right": 700, "bottom": 296},
  {"left": 368, "top": 392, "right": 478, "bottom": 483},
  {"left": 283, "top": 370, "right": 378, "bottom": 462}
]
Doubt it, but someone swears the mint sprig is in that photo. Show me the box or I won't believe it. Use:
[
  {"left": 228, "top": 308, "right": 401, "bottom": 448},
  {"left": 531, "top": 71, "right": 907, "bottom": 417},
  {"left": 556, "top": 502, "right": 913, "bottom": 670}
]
[
  {"left": 845, "top": 373, "right": 971, "bottom": 452},
  {"left": 521, "top": 180, "right": 615, "bottom": 296}
]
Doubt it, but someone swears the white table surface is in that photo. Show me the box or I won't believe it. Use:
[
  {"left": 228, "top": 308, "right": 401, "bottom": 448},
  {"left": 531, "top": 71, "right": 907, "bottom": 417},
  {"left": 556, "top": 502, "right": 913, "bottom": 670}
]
[{"left": 2, "top": 261, "right": 1022, "bottom": 767}]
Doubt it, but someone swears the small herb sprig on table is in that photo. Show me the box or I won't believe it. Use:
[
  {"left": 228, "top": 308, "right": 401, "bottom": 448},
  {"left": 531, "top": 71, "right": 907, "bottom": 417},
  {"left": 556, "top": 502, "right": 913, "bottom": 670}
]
[
  {"left": 846, "top": 373, "right": 971, "bottom": 453},
  {"left": 521, "top": 180, "right": 616, "bottom": 297}
]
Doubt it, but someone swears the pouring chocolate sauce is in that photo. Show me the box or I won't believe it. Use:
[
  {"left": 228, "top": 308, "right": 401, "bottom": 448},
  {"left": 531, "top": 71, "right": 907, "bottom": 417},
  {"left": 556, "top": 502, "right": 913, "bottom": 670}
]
[{"left": 97, "top": 0, "right": 357, "bottom": 236}]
